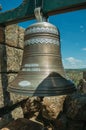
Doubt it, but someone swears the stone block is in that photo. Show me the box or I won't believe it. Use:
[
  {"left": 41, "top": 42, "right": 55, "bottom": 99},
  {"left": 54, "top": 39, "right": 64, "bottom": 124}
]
[
  {"left": 10, "top": 93, "right": 27, "bottom": 119},
  {"left": 18, "top": 27, "right": 25, "bottom": 49},
  {"left": 0, "top": 26, "right": 4, "bottom": 43},
  {"left": 5, "top": 25, "right": 18, "bottom": 47},
  {"left": 0, "top": 115, "right": 13, "bottom": 129},
  {"left": 64, "top": 92, "right": 86, "bottom": 121},
  {"left": 1, "top": 118, "right": 45, "bottom": 130},
  {"left": 42, "top": 96, "right": 66, "bottom": 120},
  {"left": 0, "top": 44, "right": 23, "bottom": 72},
  {"left": 0, "top": 73, "right": 17, "bottom": 107},
  {"left": 0, "top": 73, "right": 26, "bottom": 103},
  {"left": 0, "top": 73, "right": 25, "bottom": 120},
  {"left": 55, "top": 114, "right": 67, "bottom": 130},
  {"left": 6, "top": 45, "right": 23, "bottom": 72},
  {"left": 67, "top": 120, "right": 84, "bottom": 130},
  {"left": 5, "top": 25, "right": 24, "bottom": 49},
  {"left": 21, "top": 96, "right": 66, "bottom": 120}
]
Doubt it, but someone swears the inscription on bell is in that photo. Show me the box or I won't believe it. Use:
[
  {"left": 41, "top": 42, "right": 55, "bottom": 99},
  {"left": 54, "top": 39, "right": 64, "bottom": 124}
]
[
  {"left": 22, "top": 68, "right": 41, "bottom": 72},
  {"left": 19, "top": 81, "right": 31, "bottom": 87},
  {"left": 24, "top": 64, "right": 39, "bottom": 67}
]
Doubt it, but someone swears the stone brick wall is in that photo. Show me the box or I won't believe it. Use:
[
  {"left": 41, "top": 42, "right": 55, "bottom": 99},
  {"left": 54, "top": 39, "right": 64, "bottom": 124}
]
[{"left": 0, "top": 24, "right": 25, "bottom": 123}]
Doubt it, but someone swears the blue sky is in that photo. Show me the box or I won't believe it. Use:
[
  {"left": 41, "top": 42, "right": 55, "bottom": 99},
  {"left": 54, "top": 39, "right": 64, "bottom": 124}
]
[{"left": 0, "top": 0, "right": 86, "bottom": 69}]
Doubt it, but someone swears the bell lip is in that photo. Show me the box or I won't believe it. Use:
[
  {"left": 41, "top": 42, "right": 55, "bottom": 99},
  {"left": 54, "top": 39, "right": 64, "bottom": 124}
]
[
  {"left": 8, "top": 86, "right": 76, "bottom": 97},
  {"left": 8, "top": 72, "right": 76, "bottom": 97}
]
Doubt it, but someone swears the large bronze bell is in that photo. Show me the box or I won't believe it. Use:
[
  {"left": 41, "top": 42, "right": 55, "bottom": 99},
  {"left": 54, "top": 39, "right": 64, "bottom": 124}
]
[{"left": 8, "top": 8, "right": 76, "bottom": 96}]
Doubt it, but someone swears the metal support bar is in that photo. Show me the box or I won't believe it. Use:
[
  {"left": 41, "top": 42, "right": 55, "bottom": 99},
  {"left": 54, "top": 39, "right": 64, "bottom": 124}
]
[
  {"left": 0, "top": 98, "right": 28, "bottom": 116},
  {"left": 0, "top": 26, "right": 13, "bottom": 121},
  {"left": 0, "top": 0, "right": 86, "bottom": 25}
]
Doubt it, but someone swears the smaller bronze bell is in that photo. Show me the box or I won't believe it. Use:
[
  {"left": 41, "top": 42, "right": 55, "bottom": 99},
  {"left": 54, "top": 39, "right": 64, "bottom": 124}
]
[{"left": 8, "top": 8, "right": 76, "bottom": 96}]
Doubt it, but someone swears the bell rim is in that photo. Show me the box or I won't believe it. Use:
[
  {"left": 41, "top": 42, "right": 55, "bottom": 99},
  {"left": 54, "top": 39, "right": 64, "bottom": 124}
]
[{"left": 8, "top": 85, "right": 76, "bottom": 96}]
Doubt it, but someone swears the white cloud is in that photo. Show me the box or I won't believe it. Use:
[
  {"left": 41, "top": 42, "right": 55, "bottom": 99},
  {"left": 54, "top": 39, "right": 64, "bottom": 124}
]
[
  {"left": 82, "top": 48, "right": 86, "bottom": 51},
  {"left": 63, "top": 57, "right": 86, "bottom": 69},
  {"left": 80, "top": 25, "right": 85, "bottom": 33},
  {"left": 65, "top": 57, "right": 82, "bottom": 64},
  {"left": 80, "top": 25, "right": 84, "bottom": 29},
  {"left": 81, "top": 29, "right": 85, "bottom": 32}
]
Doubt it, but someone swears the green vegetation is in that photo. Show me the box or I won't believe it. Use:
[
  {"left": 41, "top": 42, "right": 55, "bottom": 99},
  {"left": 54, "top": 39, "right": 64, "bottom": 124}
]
[{"left": 65, "top": 69, "right": 85, "bottom": 86}]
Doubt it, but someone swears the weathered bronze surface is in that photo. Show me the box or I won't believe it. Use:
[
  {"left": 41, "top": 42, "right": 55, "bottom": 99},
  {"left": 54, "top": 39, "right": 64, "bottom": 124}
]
[{"left": 8, "top": 21, "right": 76, "bottom": 96}]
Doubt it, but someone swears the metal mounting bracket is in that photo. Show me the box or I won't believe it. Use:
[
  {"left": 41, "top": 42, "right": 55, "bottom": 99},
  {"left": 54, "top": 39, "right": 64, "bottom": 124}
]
[{"left": 0, "top": 0, "right": 86, "bottom": 25}]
